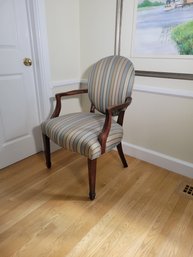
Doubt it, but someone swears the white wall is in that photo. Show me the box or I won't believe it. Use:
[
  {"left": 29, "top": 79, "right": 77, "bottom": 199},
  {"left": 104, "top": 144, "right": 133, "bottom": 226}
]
[
  {"left": 125, "top": 83, "right": 193, "bottom": 163},
  {"left": 44, "top": 0, "right": 82, "bottom": 115},
  {"left": 80, "top": 0, "right": 116, "bottom": 78},
  {"left": 45, "top": 0, "right": 80, "bottom": 82}
]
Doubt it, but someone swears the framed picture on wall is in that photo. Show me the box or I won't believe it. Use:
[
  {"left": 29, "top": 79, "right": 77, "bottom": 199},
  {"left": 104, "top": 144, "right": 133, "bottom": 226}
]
[
  {"left": 133, "top": 0, "right": 193, "bottom": 57},
  {"left": 124, "top": 0, "right": 193, "bottom": 79}
]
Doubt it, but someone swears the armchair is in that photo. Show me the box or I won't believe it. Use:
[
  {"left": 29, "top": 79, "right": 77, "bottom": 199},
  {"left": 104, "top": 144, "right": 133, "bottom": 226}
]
[{"left": 42, "top": 55, "right": 135, "bottom": 200}]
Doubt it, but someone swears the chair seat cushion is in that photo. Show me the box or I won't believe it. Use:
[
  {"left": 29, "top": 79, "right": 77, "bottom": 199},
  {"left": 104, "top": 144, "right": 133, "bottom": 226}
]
[{"left": 41, "top": 112, "right": 123, "bottom": 160}]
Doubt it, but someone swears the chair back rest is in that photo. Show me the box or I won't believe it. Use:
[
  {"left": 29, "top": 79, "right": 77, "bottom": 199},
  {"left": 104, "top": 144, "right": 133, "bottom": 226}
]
[{"left": 88, "top": 55, "right": 135, "bottom": 115}]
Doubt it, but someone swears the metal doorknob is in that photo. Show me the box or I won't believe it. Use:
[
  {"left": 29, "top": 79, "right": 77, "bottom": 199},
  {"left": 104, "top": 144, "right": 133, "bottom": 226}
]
[{"left": 23, "top": 58, "right": 32, "bottom": 66}]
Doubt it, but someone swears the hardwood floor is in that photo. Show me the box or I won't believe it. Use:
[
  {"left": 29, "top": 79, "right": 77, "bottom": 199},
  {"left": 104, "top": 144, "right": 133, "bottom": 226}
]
[{"left": 0, "top": 149, "right": 193, "bottom": 257}]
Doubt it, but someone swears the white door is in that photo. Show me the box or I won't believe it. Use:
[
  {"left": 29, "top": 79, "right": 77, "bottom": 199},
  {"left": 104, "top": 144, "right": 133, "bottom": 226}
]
[{"left": 0, "top": 0, "right": 42, "bottom": 169}]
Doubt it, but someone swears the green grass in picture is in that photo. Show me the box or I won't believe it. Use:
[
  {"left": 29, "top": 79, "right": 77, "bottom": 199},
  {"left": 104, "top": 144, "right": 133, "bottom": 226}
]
[
  {"left": 171, "top": 21, "right": 193, "bottom": 55},
  {"left": 138, "top": 0, "right": 164, "bottom": 9}
]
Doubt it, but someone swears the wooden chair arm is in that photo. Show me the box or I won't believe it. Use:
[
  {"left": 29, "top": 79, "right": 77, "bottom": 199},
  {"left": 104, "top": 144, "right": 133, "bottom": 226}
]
[
  {"left": 107, "top": 97, "right": 132, "bottom": 114},
  {"left": 51, "top": 89, "right": 88, "bottom": 118},
  {"left": 98, "top": 97, "right": 132, "bottom": 154}
]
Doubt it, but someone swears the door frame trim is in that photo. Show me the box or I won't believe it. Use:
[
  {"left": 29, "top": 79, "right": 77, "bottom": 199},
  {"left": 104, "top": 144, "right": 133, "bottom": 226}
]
[{"left": 26, "top": 0, "right": 52, "bottom": 122}]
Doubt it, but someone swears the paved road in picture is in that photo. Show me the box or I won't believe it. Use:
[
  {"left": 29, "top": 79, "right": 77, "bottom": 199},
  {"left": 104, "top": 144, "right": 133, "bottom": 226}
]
[{"left": 134, "top": 5, "right": 193, "bottom": 55}]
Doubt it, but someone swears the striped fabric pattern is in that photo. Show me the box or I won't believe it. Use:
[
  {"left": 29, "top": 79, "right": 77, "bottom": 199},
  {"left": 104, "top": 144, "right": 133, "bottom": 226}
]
[
  {"left": 88, "top": 55, "right": 135, "bottom": 115},
  {"left": 42, "top": 113, "right": 123, "bottom": 160}
]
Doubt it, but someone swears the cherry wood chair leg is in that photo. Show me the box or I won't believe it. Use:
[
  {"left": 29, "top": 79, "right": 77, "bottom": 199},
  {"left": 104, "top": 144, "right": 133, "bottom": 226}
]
[
  {"left": 117, "top": 142, "right": 128, "bottom": 168},
  {"left": 42, "top": 134, "right": 51, "bottom": 169},
  {"left": 88, "top": 158, "right": 97, "bottom": 200}
]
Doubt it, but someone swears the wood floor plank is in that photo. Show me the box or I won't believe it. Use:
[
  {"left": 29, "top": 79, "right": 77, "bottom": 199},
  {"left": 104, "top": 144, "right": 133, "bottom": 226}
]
[
  {"left": 0, "top": 151, "right": 137, "bottom": 257},
  {"left": 0, "top": 151, "right": 79, "bottom": 198},
  {"left": 65, "top": 167, "right": 169, "bottom": 257},
  {"left": 7, "top": 156, "right": 141, "bottom": 257},
  {"left": 44, "top": 160, "right": 149, "bottom": 257},
  {"left": 175, "top": 212, "right": 193, "bottom": 257},
  {"left": 0, "top": 149, "right": 193, "bottom": 257}
]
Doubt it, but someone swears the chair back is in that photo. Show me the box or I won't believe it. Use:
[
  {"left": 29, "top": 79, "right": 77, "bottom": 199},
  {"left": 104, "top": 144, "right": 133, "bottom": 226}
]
[{"left": 88, "top": 55, "right": 135, "bottom": 115}]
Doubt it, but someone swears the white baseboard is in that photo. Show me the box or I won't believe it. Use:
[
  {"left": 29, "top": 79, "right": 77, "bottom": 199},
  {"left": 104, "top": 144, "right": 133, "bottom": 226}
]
[{"left": 122, "top": 142, "right": 193, "bottom": 178}]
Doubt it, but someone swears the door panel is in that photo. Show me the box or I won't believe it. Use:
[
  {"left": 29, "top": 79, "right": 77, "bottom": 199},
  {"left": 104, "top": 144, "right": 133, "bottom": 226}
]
[
  {"left": 0, "top": 76, "right": 28, "bottom": 141},
  {"left": 0, "top": 0, "right": 17, "bottom": 46},
  {"left": 0, "top": 0, "right": 41, "bottom": 168}
]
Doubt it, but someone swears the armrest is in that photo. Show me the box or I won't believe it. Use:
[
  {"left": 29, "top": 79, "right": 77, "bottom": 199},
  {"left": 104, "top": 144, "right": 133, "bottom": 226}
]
[
  {"left": 107, "top": 97, "right": 132, "bottom": 114},
  {"left": 51, "top": 89, "right": 88, "bottom": 118},
  {"left": 98, "top": 97, "right": 132, "bottom": 154}
]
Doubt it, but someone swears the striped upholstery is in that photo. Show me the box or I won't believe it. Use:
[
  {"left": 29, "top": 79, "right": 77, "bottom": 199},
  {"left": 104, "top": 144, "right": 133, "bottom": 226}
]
[
  {"left": 42, "top": 113, "right": 123, "bottom": 160},
  {"left": 88, "top": 55, "right": 135, "bottom": 115}
]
